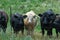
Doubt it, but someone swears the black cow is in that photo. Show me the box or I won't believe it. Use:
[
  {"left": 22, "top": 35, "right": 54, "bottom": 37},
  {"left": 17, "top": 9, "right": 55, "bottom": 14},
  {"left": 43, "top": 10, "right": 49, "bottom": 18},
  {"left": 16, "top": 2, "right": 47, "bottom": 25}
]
[
  {"left": 53, "top": 15, "right": 60, "bottom": 37},
  {"left": 10, "top": 13, "right": 27, "bottom": 35},
  {"left": 38, "top": 9, "right": 56, "bottom": 37},
  {"left": 0, "top": 10, "right": 8, "bottom": 32}
]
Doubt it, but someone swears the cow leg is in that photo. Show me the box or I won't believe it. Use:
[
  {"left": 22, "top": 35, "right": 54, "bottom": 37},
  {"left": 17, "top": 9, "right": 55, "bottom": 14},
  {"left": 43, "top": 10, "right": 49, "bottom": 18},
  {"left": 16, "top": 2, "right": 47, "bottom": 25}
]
[
  {"left": 3, "top": 28, "right": 6, "bottom": 33},
  {"left": 48, "top": 29, "right": 52, "bottom": 38},
  {"left": 47, "top": 30, "right": 50, "bottom": 36},
  {"left": 41, "top": 28, "right": 45, "bottom": 36},
  {"left": 14, "top": 30, "right": 19, "bottom": 36},
  {"left": 13, "top": 27, "right": 18, "bottom": 36},
  {"left": 56, "top": 29, "right": 58, "bottom": 38},
  {"left": 21, "top": 29, "right": 24, "bottom": 35},
  {"left": 31, "top": 29, "right": 34, "bottom": 36},
  {"left": 50, "top": 29, "right": 52, "bottom": 37},
  {"left": 2, "top": 25, "right": 7, "bottom": 33},
  {"left": 27, "top": 30, "right": 30, "bottom": 35}
]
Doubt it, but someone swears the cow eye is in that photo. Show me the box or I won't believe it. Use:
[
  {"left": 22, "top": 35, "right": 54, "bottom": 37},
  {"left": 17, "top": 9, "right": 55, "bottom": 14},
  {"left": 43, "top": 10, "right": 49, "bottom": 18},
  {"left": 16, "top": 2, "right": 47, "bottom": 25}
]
[
  {"left": 14, "top": 15, "right": 18, "bottom": 18},
  {"left": 23, "top": 15, "right": 27, "bottom": 18},
  {"left": 33, "top": 16, "right": 36, "bottom": 18}
]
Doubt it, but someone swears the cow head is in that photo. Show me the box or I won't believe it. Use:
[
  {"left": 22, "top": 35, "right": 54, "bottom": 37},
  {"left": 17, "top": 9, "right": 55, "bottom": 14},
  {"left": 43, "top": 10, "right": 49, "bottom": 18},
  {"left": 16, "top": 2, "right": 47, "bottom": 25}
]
[
  {"left": 38, "top": 9, "right": 56, "bottom": 24},
  {"left": 14, "top": 13, "right": 27, "bottom": 25},
  {"left": 25, "top": 14, "right": 36, "bottom": 24}
]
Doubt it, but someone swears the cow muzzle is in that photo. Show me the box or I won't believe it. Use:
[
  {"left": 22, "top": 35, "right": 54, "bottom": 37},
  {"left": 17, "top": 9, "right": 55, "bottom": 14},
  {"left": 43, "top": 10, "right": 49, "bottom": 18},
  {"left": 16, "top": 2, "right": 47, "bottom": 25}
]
[{"left": 29, "top": 20, "right": 31, "bottom": 23}]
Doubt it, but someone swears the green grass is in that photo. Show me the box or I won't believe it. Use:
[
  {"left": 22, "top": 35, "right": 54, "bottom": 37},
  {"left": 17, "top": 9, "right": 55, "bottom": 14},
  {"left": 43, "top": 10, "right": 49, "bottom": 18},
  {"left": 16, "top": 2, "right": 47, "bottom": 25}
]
[{"left": 0, "top": 0, "right": 60, "bottom": 40}]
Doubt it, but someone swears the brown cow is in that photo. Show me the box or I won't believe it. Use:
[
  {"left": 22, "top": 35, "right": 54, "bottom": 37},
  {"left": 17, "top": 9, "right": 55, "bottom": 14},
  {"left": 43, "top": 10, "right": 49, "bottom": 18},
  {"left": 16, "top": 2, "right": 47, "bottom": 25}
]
[
  {"left": 24, "top": 10, "right": 38, "bottom": 36},
  {"left": 0, "top": 10, "right": 8, "bottom": 32}
]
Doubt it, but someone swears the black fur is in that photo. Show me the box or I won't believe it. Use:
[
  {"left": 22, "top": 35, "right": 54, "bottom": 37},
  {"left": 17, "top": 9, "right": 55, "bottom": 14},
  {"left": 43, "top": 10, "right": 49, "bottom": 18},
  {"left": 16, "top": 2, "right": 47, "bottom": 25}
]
[
  {"left": 0, "top": 11, "right": 8, "bottom": 32},
  {"left": 10, "top": 13, "right": 25, "bottom": 34},
  {"left": 38, "top": 9, "right": 56, "bottom": 37}
]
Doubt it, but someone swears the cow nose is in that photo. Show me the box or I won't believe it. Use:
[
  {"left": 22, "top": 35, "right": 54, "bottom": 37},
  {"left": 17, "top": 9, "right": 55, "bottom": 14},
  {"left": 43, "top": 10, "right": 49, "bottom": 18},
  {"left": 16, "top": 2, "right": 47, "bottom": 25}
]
[{"left": 29, "top": 20, "right": 31, "bottom": 23}]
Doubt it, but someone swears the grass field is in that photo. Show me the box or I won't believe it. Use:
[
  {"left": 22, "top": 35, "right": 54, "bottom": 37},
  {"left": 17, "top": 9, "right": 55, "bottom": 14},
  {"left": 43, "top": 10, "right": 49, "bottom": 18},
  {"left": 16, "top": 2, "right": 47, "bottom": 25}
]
[{"left": 0, "top": 0, "right": 60, "bottom": 40}]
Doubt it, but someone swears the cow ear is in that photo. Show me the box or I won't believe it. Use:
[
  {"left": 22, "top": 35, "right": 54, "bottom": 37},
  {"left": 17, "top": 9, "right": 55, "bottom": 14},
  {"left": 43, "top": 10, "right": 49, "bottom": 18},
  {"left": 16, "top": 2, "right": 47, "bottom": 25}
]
[
  {"left": 33, "top": 16, "right": 36, "bottom": 18},
  {"left": 56, "top": 14, "right": 59, "bottom": 16},
  {"left": 14, "top": 15, "right": 18, "bottom": 18},
  {"left": 38, "top": 14, "right": 42, "bottom": 17},
  {"left": 23, "top": 15, "right": 27, "bottom": 18}
]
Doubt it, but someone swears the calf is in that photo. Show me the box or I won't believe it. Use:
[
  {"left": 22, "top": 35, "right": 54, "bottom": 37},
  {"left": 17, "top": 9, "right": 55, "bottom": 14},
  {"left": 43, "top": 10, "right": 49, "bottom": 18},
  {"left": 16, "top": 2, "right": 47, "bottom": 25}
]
[
  {"left": 38, "top": 9, "right": 56, "bottom": 37},
  {"left": 24, "top": 10, "right": 38, "bottom": 35},
  {"left": 0, "top": 10, "right": 8, "bottom": 32},
  {"left": 10, "top": 13, "right": 27, "bottom": 35}
]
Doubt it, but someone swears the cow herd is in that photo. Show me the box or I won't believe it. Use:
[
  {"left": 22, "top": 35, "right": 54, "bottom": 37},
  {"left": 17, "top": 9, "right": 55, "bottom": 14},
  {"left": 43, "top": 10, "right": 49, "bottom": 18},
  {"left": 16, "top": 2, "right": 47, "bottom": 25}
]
[{"left": 0, "top": 8, "right": 60, "bottom": 38}]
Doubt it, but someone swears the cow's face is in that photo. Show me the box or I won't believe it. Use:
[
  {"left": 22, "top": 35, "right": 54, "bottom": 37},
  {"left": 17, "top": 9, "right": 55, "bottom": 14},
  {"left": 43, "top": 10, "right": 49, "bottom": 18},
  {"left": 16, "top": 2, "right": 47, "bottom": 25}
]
[
  {"left": 38, "top": 14, "right": 50, "bottom": 24},
  {"left": 19, "top": 15, "right": 27, "bottom": 25},
  {"left": 14, "top": 14, "right": 27, "bottom": 25},
  {"left": 38, "top": 9, "right": 56, "bottom": 24},
  {"left": 26, "top": 14, "right": 36, "bottom": 24}
]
